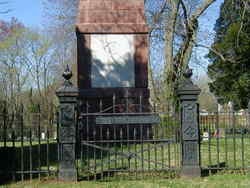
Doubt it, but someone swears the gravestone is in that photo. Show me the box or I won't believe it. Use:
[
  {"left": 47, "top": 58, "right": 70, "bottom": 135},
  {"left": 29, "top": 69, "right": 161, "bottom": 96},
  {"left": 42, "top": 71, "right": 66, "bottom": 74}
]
[
  {"left": 76, "top": 0, "right": 149, "bottom": 102},
  {"left": 76, "top": 0, "right": 151, "bottom": 139},
  {"left": 202, "top": 131, "right": 209, "bottom": 141}
]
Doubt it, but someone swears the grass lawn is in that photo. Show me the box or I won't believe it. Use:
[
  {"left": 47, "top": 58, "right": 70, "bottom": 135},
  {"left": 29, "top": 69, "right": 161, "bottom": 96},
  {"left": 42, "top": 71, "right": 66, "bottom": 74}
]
[{"left": 1, "top": 173, "right": 250, "bottom": 188}]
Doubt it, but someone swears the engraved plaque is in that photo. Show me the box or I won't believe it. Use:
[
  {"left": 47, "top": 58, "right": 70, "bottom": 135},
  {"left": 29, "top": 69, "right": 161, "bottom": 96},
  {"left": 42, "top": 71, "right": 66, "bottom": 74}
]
[
  {"left": 96, "top": 115, "right": 160, "bottom": 125},
  {"left": 183, "top": 142, "right": 198, "bottom": 165},
  {"left": 91, "top": 34, "right": 135, "bottom": 88}
]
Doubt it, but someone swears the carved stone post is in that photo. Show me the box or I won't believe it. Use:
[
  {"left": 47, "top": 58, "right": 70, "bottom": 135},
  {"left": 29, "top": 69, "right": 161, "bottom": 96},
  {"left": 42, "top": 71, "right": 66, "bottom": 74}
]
[
  {"left": 177, "top": 69, "right": 201, "bottom": 177},
  {"left": 56, "top": 65, "right": 78, "bottom": 181}
]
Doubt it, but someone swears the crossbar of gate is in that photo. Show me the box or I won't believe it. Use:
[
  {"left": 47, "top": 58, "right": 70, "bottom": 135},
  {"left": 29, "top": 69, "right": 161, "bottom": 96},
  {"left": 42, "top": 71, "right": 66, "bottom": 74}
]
[{"left": 81, "top": 138, "right": 176, "bottom": 170}]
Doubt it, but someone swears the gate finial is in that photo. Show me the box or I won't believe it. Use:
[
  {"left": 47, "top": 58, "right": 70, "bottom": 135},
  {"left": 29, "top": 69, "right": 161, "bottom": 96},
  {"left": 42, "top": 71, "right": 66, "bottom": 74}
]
[{"left": 63, "top": 64, "right": 73, "bottom": 81}]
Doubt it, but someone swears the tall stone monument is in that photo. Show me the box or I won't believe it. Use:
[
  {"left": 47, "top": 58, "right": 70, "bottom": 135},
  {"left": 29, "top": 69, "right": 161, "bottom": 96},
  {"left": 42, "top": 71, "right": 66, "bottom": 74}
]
[{"left": 76, "top": 0, "right": 149, "bottom": 105}]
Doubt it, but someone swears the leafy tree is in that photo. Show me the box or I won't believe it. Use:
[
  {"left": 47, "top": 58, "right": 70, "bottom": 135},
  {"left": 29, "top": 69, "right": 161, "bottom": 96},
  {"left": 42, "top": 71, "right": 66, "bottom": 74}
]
[{"left": 208, "top": 0, "right": 250, "bottom": 109}]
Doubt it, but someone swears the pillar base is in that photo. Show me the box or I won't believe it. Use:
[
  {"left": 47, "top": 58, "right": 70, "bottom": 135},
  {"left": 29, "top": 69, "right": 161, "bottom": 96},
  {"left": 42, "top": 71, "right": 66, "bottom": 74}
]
[
  {"left": 181, "top": 166, "right": 201, "bottom": 178},
  {"left": 59, "top": 169, "right": 77, "bottom": 182}
]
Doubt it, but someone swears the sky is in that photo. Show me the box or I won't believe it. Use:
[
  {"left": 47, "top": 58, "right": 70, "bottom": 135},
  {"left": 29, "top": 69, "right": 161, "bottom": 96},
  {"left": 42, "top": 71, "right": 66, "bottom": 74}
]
[
  {"left": 0, "top": 0, "right": 224, "bottom": 79},
  {"left": 0, "top": 0, "right": 43, "bottom": 27}
]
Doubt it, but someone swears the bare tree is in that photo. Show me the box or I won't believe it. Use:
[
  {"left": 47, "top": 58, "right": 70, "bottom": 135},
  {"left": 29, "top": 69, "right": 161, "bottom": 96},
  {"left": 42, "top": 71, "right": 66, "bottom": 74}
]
[{"left": 145, "top": 0, "right": 216, "bottom": 110}]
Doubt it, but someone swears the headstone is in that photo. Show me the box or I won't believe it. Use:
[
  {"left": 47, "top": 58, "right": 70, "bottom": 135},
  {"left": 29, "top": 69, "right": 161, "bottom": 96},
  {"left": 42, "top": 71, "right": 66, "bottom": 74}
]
[
  {"left": 214, "top": 128, "right": 225, "bottom": 138},
  {"left": 41, "top": 132, "right": 45, "bottom": 140},
  {"left": 76, "top": 0, "right": 149, "bottom": 100},
  {"left": 75, "top": 0, "right": 151, "bottom": 139},
  {"left": 203, "top": 132, "right": 209, "bottom": 141}
]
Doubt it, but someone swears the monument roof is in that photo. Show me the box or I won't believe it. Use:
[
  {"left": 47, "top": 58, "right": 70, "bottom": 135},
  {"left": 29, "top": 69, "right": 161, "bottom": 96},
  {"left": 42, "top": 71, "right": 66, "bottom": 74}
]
[{"left": 76, "top": 0, "right": 148, "bottom": 34}]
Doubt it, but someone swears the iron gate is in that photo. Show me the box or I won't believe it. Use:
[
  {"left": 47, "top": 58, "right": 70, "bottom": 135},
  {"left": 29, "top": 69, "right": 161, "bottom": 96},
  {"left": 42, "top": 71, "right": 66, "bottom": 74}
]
[{"left": 76, "top": 97, "right": 181, "bottom": 180}]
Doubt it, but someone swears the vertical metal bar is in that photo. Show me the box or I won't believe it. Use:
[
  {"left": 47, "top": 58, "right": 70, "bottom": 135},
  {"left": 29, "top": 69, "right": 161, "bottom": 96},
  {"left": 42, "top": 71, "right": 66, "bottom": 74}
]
[
  {"left": 86, "top": 101, "right": 90, "bottom": 181},
  {"left": 168, "top": 130, "right": 171, "bottom": 168},
  {"left": 20, "top": 105, "right": 24, "bottom": 181},
  {"left": 241, "top": 119, "right": 245, "bottom": 169},
  {"left": 79, "top": 116, "right": 83, "bottom": 175},
  {"left": 29, "top": 128, "right": 33, "bottom": 180},
  {"left": 3, "top": 103, "right": 7, "bottom": 148},
  {"left": 161, "top": 116, "right": 164, "bottom": 170},
  {"left": 38, "top": 105, "right": 41, "bottom": 180},
  {"left": 46, "top": 127, "right": 50, "bottom": 178},
  {"left": 147, "top": 126, "right": 150, "bottom": 170},
  {"left": 120, "top": 127, "right": 124, "bottom": 169},
  {"left": 56, "top": 111, "right": 60, "bottom": 180},
  {"left": 232, "top": 108, "right": 236, "bottom": 168},
  {"left": 12, "top": 130, "right": 16, "bottom": 181},
  {"left": 173, "top": 115, "right": 177, "bottom": 167},
  {"left": 139, "top": 95, "right": 144, "bottom": 175},
  {"left": 93, "top": 123, "right": 97, "bottom": 181},
  {"left": 216, "top": 108, "right": 220, "bottom": 169},
  {"left": 134, "top": 127, "right": 137, "bottom": 178},
  {"left": 154, "top": 124, "right": 157, "bottom": 170},
  {"left": 125, "top": 90, "right": 130, "bottom": 170},
  {"left": 113, "top": 94, "right": 117, "bottom": 171},
  {"left": 225, "top": 109, "right": 228, "bottom": 168},
  {"left": 99, "top": 99, "right": 104, "bottom": 180},
  {"left": 107, "top": 127, "right": 110, "bottom": 179},
  {"left": 208, "top": 113, "right": 212, "bottom": 169}
]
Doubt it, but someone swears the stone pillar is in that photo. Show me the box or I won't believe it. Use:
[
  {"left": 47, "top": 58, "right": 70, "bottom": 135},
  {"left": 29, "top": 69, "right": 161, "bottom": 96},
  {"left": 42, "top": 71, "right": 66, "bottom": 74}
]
[
  {"left": 177, "top": 69, "right": 201, "bottom": 177},
  {"left": 56, "top": 65, "right": 78, "bottom": 181}
]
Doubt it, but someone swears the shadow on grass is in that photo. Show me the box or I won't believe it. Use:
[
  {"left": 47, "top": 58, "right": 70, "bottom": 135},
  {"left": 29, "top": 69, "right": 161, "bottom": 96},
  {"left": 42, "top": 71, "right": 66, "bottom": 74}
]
[
  {"left": 0, "top": 143, "right": 58, "bottom": 185},
  {"left": 201, "top": 162, "right": 227, "bottom": 177}
]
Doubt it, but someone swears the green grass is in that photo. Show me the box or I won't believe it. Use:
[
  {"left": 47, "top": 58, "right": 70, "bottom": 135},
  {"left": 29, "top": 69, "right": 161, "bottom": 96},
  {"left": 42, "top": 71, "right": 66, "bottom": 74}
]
[
  {"left": 1, "top": 173, "right": 250, "bottom": 188},
  {"left": 78, "top": 136, "right": 250, "bottom": 178},
  {"left": 77, "top": 142, "right": 181, "bottom": 178},
  {"left": 200, "top": 137, "right": 250, "bottom": 168}
]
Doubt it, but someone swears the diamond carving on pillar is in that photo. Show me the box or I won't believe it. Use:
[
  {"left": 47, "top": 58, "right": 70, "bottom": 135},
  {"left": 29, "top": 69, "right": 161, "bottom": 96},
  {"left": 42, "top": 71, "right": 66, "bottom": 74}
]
[{"left": 183, "top": 125, "right": 197, "bottom": 140}]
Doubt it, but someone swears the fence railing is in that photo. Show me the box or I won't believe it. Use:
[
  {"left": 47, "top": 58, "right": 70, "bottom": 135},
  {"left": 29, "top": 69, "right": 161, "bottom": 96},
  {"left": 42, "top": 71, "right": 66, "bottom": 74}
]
[
  {"left": 0, "top": 109, "right": 59, "bottom": 184},
  {"left": 200, "top": 109, "right": 250, "bottom": 172},
  {"left": 77, "top": 101, "right": 181, "bottom": 181}
]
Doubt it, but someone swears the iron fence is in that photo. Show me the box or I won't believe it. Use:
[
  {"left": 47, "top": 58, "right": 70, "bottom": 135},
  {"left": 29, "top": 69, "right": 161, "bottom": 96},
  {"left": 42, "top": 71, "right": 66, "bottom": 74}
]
[
  {"left": 200, "top": 109, "right": 250, "bottom": 173},
  {"left": 77, "top": 96, "right": 181, "bottom": 181},
  {"left": 2, "top": 102, "right": 250, "bottom": 183},
  {"left": 0, "top": 106, "right": 59, "bottom": 184}
]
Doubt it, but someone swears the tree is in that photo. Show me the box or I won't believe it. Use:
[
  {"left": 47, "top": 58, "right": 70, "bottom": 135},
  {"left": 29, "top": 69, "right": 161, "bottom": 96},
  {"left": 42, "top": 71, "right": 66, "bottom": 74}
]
[
  {"left": 43, "top": 0, "right": 79, "bottom": 84},
  {"left": 0, "top": 18, "right": 26, "bottom": 113},
  {"left": 43, "top": 0, "right": 217, "bottom": 111},
  {"left": 0, "top": 18, "right": 58, "bottom": 121},
  {"left": 145, "top": 0, "right": 216, "bottom": 110},
  {"left": 208, "top": 0, "right": 250, "bottom": 109}
]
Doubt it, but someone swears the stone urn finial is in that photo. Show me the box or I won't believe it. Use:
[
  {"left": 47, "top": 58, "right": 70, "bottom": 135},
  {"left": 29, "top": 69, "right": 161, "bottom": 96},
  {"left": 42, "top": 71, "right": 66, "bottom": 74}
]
[
  {"left": 62, "top": 64, "right": 73, "bottom": 87},
  {"left": 63, "top": 64, "right": 73, "bottom": 81},
  {"left": 177, "top": 67, "right": 201, "bottom": 96},
  {"left": 183, "top": 68, "right": 193, "bottom": 79}
]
